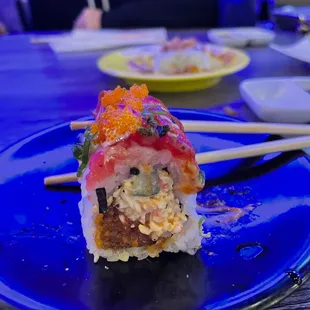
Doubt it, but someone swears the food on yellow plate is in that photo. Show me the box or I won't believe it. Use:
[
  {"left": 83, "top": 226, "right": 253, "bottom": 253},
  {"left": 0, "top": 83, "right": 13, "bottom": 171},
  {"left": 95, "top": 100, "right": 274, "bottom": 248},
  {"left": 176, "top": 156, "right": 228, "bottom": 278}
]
[
  {"left": 128, "top": 37, "right": 235, "bottom": 75},
  {"left": 154, "top": 37, "right": 211, "bottom": 74},
  {"left": 74, "top": 84, "right": 206, "bottom": 262}
]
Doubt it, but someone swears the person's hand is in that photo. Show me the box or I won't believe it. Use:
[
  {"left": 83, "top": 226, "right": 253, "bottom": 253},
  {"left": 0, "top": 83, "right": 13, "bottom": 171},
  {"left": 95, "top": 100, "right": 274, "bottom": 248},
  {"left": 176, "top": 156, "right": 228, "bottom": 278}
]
[
  {"left": 0, "top": 22, "right": 8, "bottom": 35},
  {"left": 74, "top": 8, "right": 103, "bottom": 30}
]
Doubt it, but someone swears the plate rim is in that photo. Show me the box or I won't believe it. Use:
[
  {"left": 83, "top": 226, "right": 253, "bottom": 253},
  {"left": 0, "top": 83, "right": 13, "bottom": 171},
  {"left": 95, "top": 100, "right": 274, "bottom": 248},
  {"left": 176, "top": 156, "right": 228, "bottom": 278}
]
[
  {"left": 97, "top": 44, "right": 250, "bottom": 81},
  {"left": 270, "top": 37, "right": 310, "bottom": 64}
]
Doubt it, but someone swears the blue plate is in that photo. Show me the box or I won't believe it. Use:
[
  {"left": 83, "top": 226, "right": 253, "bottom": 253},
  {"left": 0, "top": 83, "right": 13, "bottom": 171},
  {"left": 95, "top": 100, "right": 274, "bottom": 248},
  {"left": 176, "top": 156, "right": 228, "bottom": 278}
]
[{"left": 1, "top": 109, "right": 310, "bottom": 310}]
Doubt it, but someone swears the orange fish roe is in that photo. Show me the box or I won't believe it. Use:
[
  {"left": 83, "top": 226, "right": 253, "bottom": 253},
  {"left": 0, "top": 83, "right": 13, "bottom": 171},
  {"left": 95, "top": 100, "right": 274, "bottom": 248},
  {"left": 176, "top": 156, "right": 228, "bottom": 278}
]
[
  {"left": 101, "top": 105, "right": 121, "bottom": 122},
  {"left": 101, "top": 86, "right": 127, "bottom": 108},
  {"left": 93, "top": 106, "right": 142, "bottom": 143},
  {"left": 91, "top": 84, "right": 150, "bottom": 143},
  {"left": 100, "top": 84, "right": 148, "bottom": 112},
  {"left": 130, "top": 84, "right": 149, "bottom": 99},
  {"left": 90, "top": 123, "right": 99, "bottom": 135},
  {"left": 123, "top": 95, "right": 143, "bottom": 112}
]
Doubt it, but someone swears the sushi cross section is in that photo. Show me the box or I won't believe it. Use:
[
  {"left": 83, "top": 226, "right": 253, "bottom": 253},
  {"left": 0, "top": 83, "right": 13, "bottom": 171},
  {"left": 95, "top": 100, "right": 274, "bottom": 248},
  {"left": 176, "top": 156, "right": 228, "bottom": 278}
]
[{"left": 74, "top": 84, "right": 206, "bottom": 262}]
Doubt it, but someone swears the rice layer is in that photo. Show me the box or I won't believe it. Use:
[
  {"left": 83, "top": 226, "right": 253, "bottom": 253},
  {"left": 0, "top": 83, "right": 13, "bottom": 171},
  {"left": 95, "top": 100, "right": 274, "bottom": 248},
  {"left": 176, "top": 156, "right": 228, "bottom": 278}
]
[{"left": 79, "top": 171, "right": 202, "bottom": 262}]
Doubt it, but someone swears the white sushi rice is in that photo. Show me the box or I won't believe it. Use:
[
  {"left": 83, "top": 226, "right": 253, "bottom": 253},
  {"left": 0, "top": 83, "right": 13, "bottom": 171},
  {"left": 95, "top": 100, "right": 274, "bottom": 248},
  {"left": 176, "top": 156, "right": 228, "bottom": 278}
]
[
  {"left": 78, "top": 144, "right": 203, "bottom": 263},
  {"left": 79, "top": 174, "right": 202, "bottom": 263},
  {"left": 154, "top": 49, "right": 211, "bottom": 74}
]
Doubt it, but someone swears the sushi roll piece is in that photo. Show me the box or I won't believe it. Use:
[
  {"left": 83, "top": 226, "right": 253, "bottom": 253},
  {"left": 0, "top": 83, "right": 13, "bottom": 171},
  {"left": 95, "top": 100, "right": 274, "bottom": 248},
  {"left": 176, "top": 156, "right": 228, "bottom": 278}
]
[
  {"left": 154, "top": 37, "right": 211, "bottom": 74},
  {"left": 74, "top": 84, "right": 205, "bottom": 262}
]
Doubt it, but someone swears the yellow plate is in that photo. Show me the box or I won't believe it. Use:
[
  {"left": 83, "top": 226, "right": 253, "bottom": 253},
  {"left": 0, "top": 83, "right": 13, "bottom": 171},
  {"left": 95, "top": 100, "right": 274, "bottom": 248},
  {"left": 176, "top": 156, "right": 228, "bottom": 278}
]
[{"left": 97, "top": 45, "right": 250, "bottom": 92}]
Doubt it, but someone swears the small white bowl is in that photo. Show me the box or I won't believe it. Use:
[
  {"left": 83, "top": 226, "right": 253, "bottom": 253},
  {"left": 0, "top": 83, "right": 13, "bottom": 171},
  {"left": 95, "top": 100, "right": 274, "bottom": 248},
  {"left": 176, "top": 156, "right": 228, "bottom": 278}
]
[
  {"left": 270, "top": 36, "right": 310, "bottom": 64},
  {"left": 240, "top": 77, "right": 310, "bottom": 123},
  {"left": 208, "top": 27, "right": 275, "bottom": 48}
]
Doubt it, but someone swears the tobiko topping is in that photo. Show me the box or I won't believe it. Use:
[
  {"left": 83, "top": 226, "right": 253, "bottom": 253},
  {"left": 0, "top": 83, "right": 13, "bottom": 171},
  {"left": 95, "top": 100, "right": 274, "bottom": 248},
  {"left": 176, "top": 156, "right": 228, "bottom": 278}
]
[{"left": 91, "top": 85, "right": 151, "bottom": 144}]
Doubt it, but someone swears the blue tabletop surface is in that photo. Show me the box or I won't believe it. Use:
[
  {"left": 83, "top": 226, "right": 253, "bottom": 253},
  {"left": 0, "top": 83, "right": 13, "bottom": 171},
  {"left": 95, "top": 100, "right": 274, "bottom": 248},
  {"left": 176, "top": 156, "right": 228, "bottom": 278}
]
[{"left": 0, "top": 30, "right": 310, "bottom": 310}]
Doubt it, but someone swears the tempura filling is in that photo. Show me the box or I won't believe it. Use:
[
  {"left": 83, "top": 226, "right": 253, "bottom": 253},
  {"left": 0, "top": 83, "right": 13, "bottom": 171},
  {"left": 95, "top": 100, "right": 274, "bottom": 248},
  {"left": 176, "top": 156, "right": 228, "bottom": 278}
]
[{"left": 94, "top": 168, "right": 187, "bottom": 250}]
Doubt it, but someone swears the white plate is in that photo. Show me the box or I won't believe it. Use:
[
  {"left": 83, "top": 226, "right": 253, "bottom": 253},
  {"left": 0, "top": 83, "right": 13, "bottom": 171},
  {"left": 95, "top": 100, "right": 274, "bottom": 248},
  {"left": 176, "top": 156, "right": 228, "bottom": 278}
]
[
  {"left": 240, "top": 77, "right": 310, "bottom": 123},
  {"left": 33, "top": 28, "right": 168, "bottom": 53},
  {"left": 270, "top": 36, "right": 310, "bottom": 64},
  {"left": 208, "top": 27, "right": 275, "bottom": 48}
]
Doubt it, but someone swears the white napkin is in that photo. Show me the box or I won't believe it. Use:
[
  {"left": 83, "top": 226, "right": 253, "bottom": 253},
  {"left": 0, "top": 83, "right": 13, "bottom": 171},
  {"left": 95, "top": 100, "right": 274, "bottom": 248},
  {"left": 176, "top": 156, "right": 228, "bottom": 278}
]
[
  {"left": 32, "top": 28, "right": 167, "bottom": 53},
  {"left": 270, "top": 36, "right": 310, "bottom": 64}
]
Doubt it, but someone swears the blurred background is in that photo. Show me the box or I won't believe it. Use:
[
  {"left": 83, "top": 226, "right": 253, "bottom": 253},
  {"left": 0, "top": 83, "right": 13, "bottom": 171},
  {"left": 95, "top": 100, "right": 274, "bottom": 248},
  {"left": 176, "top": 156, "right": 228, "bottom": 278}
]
[{"left": 0, "top": 0, "right": 309, "bottom": 34}]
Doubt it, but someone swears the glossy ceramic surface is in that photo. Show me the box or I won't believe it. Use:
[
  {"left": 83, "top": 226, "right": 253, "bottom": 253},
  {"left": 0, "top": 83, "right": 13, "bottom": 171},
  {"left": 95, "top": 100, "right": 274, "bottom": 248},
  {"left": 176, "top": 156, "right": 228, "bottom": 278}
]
[
  {"left": 270, "top": 36, "right": 310, "bottom": 64},
  {"left": 208, "top": 27, "right": 275, "bottom": 48},
  {"left": 1, "top": 110, "right": 310, "bottom": 310},
  {"left": 240, "top": 77, "right": 310, "bottom": 123}
]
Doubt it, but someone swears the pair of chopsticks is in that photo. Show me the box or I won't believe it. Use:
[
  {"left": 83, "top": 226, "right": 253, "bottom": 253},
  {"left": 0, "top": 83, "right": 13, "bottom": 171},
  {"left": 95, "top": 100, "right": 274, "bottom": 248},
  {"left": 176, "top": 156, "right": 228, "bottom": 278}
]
[
  {"left": 43, "top": 120, "right": 310, "bottom": 186},
  {"left": 87, "top": 0, "right": 110, "bottom": 12}
]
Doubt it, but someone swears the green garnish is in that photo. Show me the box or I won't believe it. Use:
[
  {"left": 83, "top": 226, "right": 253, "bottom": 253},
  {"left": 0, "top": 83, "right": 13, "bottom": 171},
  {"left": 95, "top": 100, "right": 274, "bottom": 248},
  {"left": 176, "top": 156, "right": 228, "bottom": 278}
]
[
  {"left": 146, "top": 116, "right": 158, "bottom": 127},
  {"left": 77, "top": 161, "right": 87, "bottom": 178},
  {"left": 198, "top": 216, "right": 211, "bottom": 238},
  {"left": 138, "top": 127, "right": 153, "bottom": 137},
  {"left": 76, "top": 139, "right": 91, "bottom": 177},
  {"left": 199, "top": 170, "right": 206, "bottom": 188},
  {"left": 73, "top": 130, "right": 93, "bottom": 177},
  {"left": 73, "top": 144, "right": 83, "bottom": 161},
  {"left": 84, "top": 128, "right": 93, "bottom": 139},
  {"left": 140, "top": 110, "right": 170, "bottom": 138}
]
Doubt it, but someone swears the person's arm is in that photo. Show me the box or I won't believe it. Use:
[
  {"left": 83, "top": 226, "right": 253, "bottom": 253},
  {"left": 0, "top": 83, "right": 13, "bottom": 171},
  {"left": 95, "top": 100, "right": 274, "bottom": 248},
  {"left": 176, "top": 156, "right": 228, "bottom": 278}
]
[{"left": 101, "top": 0, "right": 218, "bottom": 28}]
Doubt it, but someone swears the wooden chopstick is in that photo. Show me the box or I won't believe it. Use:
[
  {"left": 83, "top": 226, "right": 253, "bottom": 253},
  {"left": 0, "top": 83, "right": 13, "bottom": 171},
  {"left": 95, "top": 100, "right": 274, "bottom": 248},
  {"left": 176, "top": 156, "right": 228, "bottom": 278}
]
[
  {"left": 44, "top": 172, "right": 78, "bottom": 186},
  {"left": 70, "top": 121, "right": 93, "bottom": 130},
  {"left": 70, "top": 120, "right": 310, "bottom": 136},
  {"left": 182, "top": 120, "right": 310, "bottom": 135},
  {"left": 44, "top": 136, "right": 310, "bottom": 186},
  {"left": 196, "top": 135, "right": 310, "bottom": 165}
]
